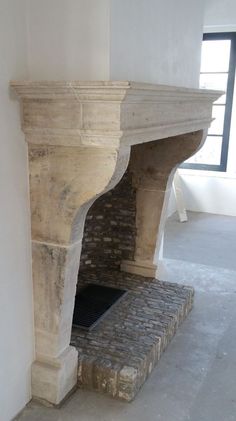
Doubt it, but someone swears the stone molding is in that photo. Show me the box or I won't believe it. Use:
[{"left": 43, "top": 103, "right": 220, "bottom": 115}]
[
  {"left": 11, "top": 80, "right": 222, "bottom": 405},
  {"left": 11, "top": 81, "right": 221, "bottom": 147}
]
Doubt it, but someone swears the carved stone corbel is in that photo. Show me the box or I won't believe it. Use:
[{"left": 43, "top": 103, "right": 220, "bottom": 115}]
[{"left": 121, "top": 130, "right": 206, "bottom": 277}]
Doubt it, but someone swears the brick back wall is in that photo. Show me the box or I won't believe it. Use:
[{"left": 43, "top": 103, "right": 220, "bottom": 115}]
[{"left": 78, "top": 169, "right": 136, "bottom": 275}]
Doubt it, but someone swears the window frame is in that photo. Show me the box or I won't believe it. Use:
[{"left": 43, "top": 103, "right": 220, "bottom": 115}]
[{"left": 182, "top": 32, "right": 236, "bottom": 172}]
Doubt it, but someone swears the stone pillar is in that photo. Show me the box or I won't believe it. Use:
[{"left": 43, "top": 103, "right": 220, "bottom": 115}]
[
  {"left": 28, "top": 143, "right": 130, "bottom": 404},
  {"left": 121, "top": 130, "right": 205, "bottom": 277}
]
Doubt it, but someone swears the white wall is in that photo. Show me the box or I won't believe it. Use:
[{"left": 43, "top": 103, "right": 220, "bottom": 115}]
[
  {"left": 180, "top": 171, "right": 236, "bottom": 216},
  {"left": 27, "top": 0, "right": 205, "bottom": 87},
  {"left": 0, "top": 1, "right": 34, "bottom": 420},
  {"left": 110, "top": 0, "right": 205, "bottom": 87},
  {"left": 178, "top": 0, "right": 236, "bottom": 217},
  {"left": 204, "top": 0, "right": 236, "bottom": 30},
  {"left": 27, "top": 0, "right": 110, "bottom": 80}
]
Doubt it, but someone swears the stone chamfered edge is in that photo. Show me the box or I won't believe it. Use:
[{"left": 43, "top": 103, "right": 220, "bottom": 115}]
[
  {"left": 10, "top": 80, "right": 222, "bottom": 406},
  {"left": 10, "top": 80, "right": 222, "bottom": 99}
]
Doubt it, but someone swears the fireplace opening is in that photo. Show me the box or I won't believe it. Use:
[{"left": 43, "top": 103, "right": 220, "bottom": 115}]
[
  {"left": 72, "top": 165, "right": 136, "bottom": 328},
  {"left": 70, "top": 144, "right": 195, "bottom": 401},
  {"left": 72, "top": 284, "right": 127, "bottom": 331}
]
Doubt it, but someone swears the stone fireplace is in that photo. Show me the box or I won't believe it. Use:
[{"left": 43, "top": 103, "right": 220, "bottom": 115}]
[{"left": 11, "top": 81, "right": 221, "bottom": 405}]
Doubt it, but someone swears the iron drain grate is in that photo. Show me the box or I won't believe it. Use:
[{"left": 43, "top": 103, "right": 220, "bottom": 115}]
[{"left": 72, "top": 283, "right": 127, "bottom": 330}]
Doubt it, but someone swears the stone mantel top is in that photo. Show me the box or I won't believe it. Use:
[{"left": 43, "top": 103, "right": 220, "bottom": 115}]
[
  {"left": 11, "top": 80, "right": 222, "bottom": 147},
  {"left": 11, "top": 80, "right": 222, "bottom": 100}
]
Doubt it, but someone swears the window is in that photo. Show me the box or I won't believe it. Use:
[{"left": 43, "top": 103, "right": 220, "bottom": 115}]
[{"left": 182, "top": 32, "right": 236, "bottom": 171}]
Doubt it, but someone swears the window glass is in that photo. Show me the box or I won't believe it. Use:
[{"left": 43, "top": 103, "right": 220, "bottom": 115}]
[
  {"left": 208, "top": 105, "right": 225, "bottom": 135},
  {"left": 201, "top": 40, "right": 231, "bottom": 73},
  {"left": 200, "top": 73, "right": 227, "bottom": 104},
  {"left": 185, "top": 136, "right": 222, "bottom": 166},
  {"left": 182, "top": 33, "right": 236, "bottom": 171}
]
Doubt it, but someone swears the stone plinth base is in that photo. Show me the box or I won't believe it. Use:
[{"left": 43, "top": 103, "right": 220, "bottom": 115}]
[
  {"left": 32, "top": 346, "right": 78, "bottom": 405},
  {"left": 71, "top": 271, "right": 194, "bottom": 401},
  {"left": 121, "top": 259, "right": 157, "bottom": 277}
]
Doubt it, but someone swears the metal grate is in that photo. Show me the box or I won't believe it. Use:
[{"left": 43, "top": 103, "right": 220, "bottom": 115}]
[{"left": 72, "top": 283, "right": 127, "bottom": 331}]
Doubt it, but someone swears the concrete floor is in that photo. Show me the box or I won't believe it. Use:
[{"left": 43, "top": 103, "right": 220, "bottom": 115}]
[
  {"left": 164, "top": 211, "right": 236, "bottom": 271},
  {"left": 17, "top": 211, "right": 236, "bottom": 421}
]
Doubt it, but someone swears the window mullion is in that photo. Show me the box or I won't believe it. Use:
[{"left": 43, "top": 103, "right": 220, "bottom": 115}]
[{"left": 220, "top": 33, "right": 236, "bottom": 171}]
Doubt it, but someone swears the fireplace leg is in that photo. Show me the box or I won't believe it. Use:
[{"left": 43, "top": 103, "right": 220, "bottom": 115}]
[
  {"left": 121, "top": 130, "right": 206, "bottom": 277},
  {"left": 31, "top": 241, "right": 81, "bottom": 404},
  {"left": 27, "top": 145, "right": 130, "bottom": 404}
]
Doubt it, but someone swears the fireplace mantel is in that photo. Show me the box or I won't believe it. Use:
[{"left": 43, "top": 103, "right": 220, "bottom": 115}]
[
  {"left": 11, "top": 80, "right": 221, "bottom": 405},
  {"left": 11, "top": 80, "right": 220, "bottom": 147}
]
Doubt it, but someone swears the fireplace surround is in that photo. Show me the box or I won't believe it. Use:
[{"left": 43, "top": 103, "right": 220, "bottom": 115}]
[{"left": 11, "top": 81, "right": 221, "bottom": 405}]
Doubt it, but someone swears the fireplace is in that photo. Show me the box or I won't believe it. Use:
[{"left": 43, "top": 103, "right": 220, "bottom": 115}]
[{"left": 11, "top": 81, "right": 221, "bottom": 405}]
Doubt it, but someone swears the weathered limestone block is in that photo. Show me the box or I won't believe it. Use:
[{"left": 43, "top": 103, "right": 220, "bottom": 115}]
[
  {"left": 32, "top": 346, "right": 78, "bottom": 405},
  {"left": 32, "top": 241, "right": 81, "bottom": 359},
  {"left": 29, "top": 144, "right": 128, "bottom": 244}
]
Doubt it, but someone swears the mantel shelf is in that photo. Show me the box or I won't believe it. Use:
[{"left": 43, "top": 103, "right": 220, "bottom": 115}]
[{"left": 11, "top": 80, "right": 222, "bottom": 148}]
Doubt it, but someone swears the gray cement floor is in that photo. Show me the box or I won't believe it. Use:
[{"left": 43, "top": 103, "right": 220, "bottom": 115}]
[
  {"left": 164, "top": 211, "right": 236, "bottom": 271},
  {"left": 17, "top": 211, "right": 236, "bottom": 421}
]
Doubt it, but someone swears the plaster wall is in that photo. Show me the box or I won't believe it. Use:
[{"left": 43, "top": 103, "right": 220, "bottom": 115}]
[
  {"left": 110, "top": 0, "right": 205, "bottom": 87},
  {"left": 0, "top": 1, "right": 34, "bottom": 420},
  {"left": 179, "top": 0, "right": 236, "bottom": 217},
  {"left": 204, "top": 0, "right": 236, "bottom": 30},
  {"left": 26, "top": 0, "right": 110, "bottom": 80},
  {"left": 27, "top": 0, "right": 205, "bottom": 88}
]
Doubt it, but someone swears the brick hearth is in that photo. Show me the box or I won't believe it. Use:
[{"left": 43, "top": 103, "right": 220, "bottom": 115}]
[{"left": 71, "top": 271, "right": 194, "bottom": 401}]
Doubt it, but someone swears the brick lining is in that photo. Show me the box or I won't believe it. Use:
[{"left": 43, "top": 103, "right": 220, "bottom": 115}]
[{"left": 79, "top": 169, "right": 136, "bottom": 275}]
